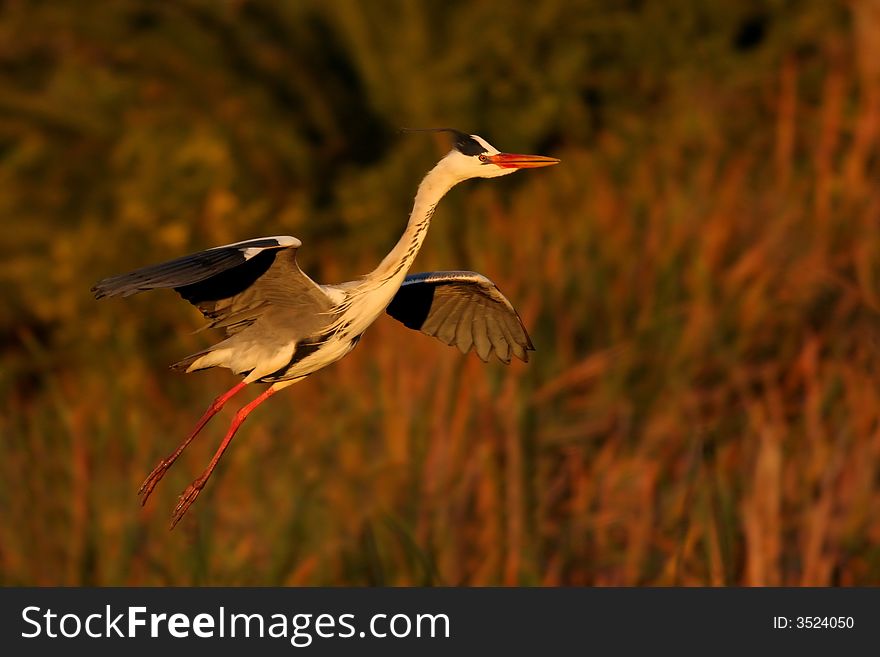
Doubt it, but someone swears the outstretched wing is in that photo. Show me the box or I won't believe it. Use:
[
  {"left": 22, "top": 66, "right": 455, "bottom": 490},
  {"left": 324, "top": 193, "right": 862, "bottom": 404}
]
[
  {"left": 385, "top": 271, "right": 534, "bottom": 364},
  {"left": 91, "top": 236, "right": 335, "bottom": 337}
]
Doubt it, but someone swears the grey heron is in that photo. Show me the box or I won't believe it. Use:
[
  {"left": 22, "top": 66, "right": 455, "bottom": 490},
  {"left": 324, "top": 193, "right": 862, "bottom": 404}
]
[{"left": 92, "top": 129, "right": 559, "bottom": 527}]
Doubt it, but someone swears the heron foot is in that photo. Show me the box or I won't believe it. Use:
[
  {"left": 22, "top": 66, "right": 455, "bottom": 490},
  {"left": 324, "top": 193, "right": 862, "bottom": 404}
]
[
  {"left": 138, "top": 460, "right": 171, "bottom": 506},
  {"left": 170, "top": 478, "right": 207, "bottom": 529}
]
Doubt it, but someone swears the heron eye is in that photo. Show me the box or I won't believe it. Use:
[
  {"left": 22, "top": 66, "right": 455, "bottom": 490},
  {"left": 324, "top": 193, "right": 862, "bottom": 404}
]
[{"left": 478, "top": 154, "right": 490, "bottom": 163}]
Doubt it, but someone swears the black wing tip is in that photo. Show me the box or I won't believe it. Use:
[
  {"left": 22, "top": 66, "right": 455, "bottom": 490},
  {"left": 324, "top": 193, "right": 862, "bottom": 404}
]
[
  {"left": 91, "top": 236, "right": 301, "bottom": 303},
  {"left": 91, "top": 281, "right": 116, "bottom": 300},
  {"left": 91, "top": 279, "right": 142, "bottom": 299}
]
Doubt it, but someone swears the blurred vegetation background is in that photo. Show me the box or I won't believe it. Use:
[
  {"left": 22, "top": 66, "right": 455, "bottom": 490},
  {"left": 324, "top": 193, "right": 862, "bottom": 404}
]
[{"left": 3, "top": 0, "right": 880, "bottom": 585}]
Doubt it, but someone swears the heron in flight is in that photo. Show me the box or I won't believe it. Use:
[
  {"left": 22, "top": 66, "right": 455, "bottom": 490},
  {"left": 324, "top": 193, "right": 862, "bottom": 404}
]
[{"left": 92, "top": 129, "right": 559, "bottom": 527}]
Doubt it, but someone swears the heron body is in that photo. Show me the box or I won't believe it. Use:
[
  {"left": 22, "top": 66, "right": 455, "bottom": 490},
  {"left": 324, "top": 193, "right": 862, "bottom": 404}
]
[{"left": 92, "top": 129, "right": 558, "bottom": 526}]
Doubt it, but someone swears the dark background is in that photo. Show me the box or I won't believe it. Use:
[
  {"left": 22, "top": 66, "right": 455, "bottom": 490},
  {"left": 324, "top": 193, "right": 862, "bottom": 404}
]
[{"left": 2, "top": 0, "right": 879, "bottom": 585}]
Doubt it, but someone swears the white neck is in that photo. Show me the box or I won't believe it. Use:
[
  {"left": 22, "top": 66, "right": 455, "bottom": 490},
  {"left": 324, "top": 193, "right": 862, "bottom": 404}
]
[
  {"left": 368, "top": 156, "right": 462, "bottom": 284},
  {"left": 326, "top": 156, "right": 463, "bottom": 339}
]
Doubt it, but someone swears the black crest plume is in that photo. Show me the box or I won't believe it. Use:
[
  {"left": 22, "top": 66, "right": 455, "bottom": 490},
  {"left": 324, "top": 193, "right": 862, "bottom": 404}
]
[{"left": 399, "top": 127, "right": 488, "bottom": 156}]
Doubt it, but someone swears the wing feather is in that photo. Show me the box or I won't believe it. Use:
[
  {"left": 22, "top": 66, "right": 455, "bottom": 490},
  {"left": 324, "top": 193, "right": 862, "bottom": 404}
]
[
  {"left": 436, "top": 297, "right": 464, "bottom": 345},
  {"left": 499, "top": 313, "right": 527, "bottom": 362},
  {"left": 385, "top": 271, "right": 533, "bottom": 364},
  {"left": 93, "top": 236, "right": 337, "bottom": 380},
  {"left": 472, "top": 314, "right": 493, "bottom": 362},
  {"left": 454, "top": 300, "right": 475, "bottom": 354},
  {"left": 420, "top": 295, "right": 454, "bottom": 335},
  {"left": 91, "top": 236, "right": 301, "bottom": 299},
  {"left": 486, "top": 314, "right": 511, "bottom": 364}
]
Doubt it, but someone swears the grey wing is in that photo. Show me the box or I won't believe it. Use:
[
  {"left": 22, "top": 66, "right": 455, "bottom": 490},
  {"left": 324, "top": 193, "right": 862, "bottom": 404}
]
[
  {"left": 91, "top": 235, "right": 334, "bottom": 337},
  {"left": 385, "top": 271, "right": 534, "bottom": 364}
]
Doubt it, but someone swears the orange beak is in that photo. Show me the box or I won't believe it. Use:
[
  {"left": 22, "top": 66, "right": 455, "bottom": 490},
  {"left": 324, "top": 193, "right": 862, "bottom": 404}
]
[{"left": 487, "top": 153, "right": 561, "bottom": 169}]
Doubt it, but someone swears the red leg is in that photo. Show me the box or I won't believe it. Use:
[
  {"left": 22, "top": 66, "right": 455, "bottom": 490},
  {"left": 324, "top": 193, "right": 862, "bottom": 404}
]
[
  {"left": 139, "top": 381, "right": 247, "bottom": 505},
  {"left": 170, "top": 384, "right": 278, "bottom": 528}
]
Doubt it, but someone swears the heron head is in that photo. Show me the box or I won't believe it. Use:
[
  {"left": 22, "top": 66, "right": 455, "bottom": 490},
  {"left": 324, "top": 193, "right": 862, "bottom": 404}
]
[{"left": 404, "top": 128, "right": 560, "bottom": 181}]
